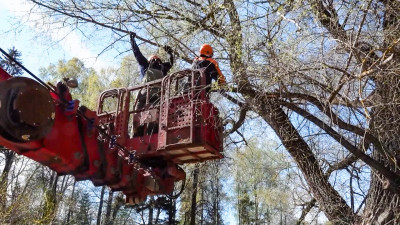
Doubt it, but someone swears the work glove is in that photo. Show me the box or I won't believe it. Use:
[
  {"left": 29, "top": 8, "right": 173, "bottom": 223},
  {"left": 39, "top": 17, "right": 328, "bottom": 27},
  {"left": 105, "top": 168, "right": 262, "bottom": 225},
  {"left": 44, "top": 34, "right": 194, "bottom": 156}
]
[
  {"left": 163, "top": 45, "right": 173, "bottom": 54},
  {"left": 210, "top": 81, "right": 220, "bottom": 91},
  {"left": 218, "top": 77, "right": 227, "bottom": 89},
  {"left": 218, "top": 79, "right": 226, "bottom": 86}
]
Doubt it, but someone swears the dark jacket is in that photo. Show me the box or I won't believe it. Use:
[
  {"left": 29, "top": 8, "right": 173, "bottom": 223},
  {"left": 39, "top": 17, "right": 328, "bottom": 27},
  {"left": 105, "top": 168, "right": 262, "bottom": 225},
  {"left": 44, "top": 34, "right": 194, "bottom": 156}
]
[
  {"left": 131, "top": 39, "right": 174, "bottom": 80},
  {"left": 192, "top": 56, "right": 226, "bottom": 86}
]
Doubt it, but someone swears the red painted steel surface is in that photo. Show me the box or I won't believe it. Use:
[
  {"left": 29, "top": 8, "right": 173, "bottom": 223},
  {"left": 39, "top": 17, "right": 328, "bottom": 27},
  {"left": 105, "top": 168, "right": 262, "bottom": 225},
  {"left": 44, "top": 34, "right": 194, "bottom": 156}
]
[
  {"left": 157, "top": 70, "right": 223, "bottom": 163},
  {"left": 0, "top": 67, "right": 11, "bottom": 80},
  {"left": 0, "top": 68, "right": 223, "bottom": 204}
]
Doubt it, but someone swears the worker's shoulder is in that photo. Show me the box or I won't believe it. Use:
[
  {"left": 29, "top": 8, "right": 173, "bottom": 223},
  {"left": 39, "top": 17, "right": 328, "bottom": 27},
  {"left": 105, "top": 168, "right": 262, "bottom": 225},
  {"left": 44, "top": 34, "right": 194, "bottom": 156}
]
[
  {"left": 195, "top": 57, "right": 218, "bottom": 65},
  {"left": 206, "top": 57, "right": 218, "bottom": 65}
]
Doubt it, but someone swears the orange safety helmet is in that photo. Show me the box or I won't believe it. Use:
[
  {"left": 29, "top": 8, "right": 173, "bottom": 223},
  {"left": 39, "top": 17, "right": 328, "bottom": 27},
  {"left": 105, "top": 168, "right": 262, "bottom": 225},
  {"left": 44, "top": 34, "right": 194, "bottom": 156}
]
[
  {"left": 199, "top": 44, "right": 213, "bottom": 57},
  {"left": 148, "top": 55, "right": 161, "bottom": 62}
]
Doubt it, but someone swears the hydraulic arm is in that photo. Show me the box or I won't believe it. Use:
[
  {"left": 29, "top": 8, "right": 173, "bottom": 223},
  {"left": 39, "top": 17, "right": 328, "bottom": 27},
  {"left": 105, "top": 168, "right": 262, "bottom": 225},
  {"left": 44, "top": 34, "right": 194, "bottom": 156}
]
[{"left": 0, "top": 66, "right": 223, "bottom": 204}]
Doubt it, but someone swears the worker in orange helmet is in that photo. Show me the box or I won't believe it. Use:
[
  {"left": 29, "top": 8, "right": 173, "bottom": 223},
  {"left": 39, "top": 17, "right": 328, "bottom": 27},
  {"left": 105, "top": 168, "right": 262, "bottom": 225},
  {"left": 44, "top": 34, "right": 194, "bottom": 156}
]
[{"left": 192, "top": 44, "right": 226, "bottom": 92}]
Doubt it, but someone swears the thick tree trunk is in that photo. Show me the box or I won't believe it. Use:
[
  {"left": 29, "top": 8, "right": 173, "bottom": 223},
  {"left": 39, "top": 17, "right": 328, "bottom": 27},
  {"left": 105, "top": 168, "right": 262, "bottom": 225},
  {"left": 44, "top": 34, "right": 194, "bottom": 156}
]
[
  {"left": 253, "top": 97, "right": 356, "bottom": 224},
  {"left": 362, "top": 60, "right": 400, "bottom": 224},
  {"left": 362, "top": 126, "right": 400, "bottom": 225},
  {"left": 309, "top": 0, "right": 400, "bottom": 223},
  {"left": 225, "top": 0, "right": 355, "bottom": 221},
  {"left": 362, "top": 175, "right": 400, "bottom": 224}
]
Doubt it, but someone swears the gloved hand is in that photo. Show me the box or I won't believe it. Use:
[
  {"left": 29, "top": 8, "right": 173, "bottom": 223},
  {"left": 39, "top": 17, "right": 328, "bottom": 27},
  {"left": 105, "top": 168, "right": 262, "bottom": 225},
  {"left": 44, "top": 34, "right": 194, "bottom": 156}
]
[
  {"left": 130, "top": 32, "right": 136, "bottom": 41},
  {"left": 210, "top": 82, "right": 219, "bottom": 91},
  {"left": 218, "top": 77, "right": 227, "bottom": 89},
  {"left": 163, "top": 45, "right": 173, "bottom": 54},
  {"left": 211, "top": 81, "right": 226, "bottom": 92}
]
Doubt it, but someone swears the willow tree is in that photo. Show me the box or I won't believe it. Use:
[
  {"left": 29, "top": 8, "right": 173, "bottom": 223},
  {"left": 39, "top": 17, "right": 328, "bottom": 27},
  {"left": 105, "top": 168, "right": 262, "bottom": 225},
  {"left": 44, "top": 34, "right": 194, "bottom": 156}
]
[{"left": 26, "top": 0, "right": 400, "bottom": 224}]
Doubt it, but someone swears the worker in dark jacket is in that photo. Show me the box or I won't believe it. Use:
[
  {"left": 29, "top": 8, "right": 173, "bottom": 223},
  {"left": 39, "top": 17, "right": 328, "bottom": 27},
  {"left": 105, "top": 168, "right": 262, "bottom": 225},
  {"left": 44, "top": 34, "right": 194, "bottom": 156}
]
[
  {"left": 130, "top": 32, "right": 174, "bottom": 136},
  {"left": 130, "top": 32, "right": 174, "bottom": 81},
  {"left": 130, "top": 32, "right": 174, "bottom": 109},
  {"left": 192, "top": 44, "right": 226, "bottom": 92}
]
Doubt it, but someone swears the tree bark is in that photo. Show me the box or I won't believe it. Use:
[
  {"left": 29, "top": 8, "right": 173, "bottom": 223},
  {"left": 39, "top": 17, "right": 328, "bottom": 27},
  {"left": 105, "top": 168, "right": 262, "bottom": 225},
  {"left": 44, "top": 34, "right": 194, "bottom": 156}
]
[
  {"left": 167, "top": 199, "right": 176, "bottom": 225},
  {"left": 109, "top": 193, "right": 124, "bottom": 225},
  {"left": 190, "top": 167, "right": 199, "bottom": 225},
  {"left": 104, "top": 190, "right": 113, "bottom": 225},
  {"left": 253, "top": 97, "right": 356, "bottom": 224},
  {"left": 42, "top": 172, "right": 59, "bottom": 225},
  {"left": 0, "top": 150, "right": 15, "bottom": 211},
  {"left": 362, "top": 60, "right": 400, "bottom": 224},
  {"left": 148, "top": 196, "right": 153, "bottom": 225},
  {"left": 96, "top": 186, "right": 105, "bottom": 225}
]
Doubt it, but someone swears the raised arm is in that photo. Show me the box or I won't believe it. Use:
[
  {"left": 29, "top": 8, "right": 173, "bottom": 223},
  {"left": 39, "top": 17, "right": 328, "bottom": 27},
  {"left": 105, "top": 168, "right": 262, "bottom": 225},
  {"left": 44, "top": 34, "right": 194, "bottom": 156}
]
[{"left": 130, "top": 33, "right": 149, "bottom": 78}]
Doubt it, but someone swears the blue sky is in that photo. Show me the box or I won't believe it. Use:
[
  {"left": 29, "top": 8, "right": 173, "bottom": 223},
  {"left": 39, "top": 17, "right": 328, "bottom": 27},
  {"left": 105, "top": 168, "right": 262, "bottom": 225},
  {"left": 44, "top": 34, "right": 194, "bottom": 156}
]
[{"left": 0, "top": 0, "right": 115, "bottom": 75}]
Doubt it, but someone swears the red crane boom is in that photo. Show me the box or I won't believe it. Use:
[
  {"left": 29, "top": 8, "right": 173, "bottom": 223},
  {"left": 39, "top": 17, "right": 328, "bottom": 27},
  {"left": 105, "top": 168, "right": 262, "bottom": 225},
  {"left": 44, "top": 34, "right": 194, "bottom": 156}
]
[{"left": 0, "top": 67, "right": 223, "bottom": 204}]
